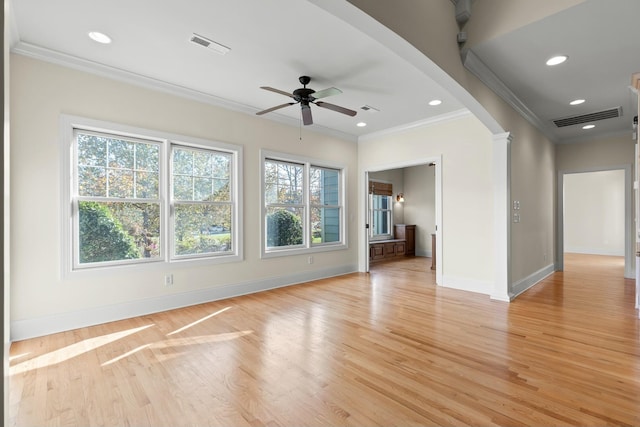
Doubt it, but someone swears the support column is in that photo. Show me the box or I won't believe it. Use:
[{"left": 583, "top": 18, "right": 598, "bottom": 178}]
[{"left": 491, "top": 132, "right": 512, "bottom": 301}]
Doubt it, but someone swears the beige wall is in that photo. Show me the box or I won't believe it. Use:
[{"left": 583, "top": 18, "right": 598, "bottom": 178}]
[
  {"left": 359, "top": 113, "right": 494, "bottom": 293},
  {"left": 465, "top": 0, "right": 587, "bottom": 47},
  {"left": 403, "top": 165, "right": 435, "bottom": 256},
  {"left": 556, "top": 135, "right": 634, "bottom": 171},
  {"left": 10, "top": 55, "right": 358, "bottom": 337}
]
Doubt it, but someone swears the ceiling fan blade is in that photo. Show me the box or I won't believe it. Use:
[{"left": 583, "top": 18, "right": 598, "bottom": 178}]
[
  {"left": 315, "top": 101, "right": 357, "bottom": 117},
  {"left": 310, "top": 87, "right": 342, "bottom": 100},
  {"left": 256, "top": 102, "right": 295, "bottom": 115},
  {"left": 260, "top": 86, "right": 295, "bottom": 99},
  {"left": 301, "top": 104, "right": 313, "bottom": 125}
]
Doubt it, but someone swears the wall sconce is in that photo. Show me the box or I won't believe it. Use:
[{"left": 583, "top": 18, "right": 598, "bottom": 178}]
[{"left": 396, "top": 193, "right": 405, "bottom": 203}]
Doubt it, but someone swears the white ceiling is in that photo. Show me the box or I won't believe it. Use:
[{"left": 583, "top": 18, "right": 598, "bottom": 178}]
[
  {"left": 9, "top": 0, "right": 465, "bottom": 141},
  {"left": 9, "top": 0, "right": 640, "bottom": 144},
  {"left": 469, "top": 0, "right": 640, "bottom": 144}
]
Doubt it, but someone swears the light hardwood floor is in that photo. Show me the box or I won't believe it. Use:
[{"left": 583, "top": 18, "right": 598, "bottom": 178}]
[{"left": 9, "top": 254, "right": 640, "bottom": 426}]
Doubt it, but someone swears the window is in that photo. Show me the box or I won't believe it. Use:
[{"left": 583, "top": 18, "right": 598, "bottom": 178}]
[
  {"left": 63, "top": 115, "right": 242, "bottom": 273},
  {"left": 262, "top": 151, "right": 346, "bottom": 257},
  {"left": 75, "top": 131, "right": 162, "bottom": 266},
  {"left": 172, "top": 146, "right": 233, "bottom": 258},
  {"left": 369, "top": 181, "right": 393, "bottom": 240}
]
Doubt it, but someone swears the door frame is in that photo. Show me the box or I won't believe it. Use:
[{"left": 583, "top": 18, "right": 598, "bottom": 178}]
[
  {"left": 556, "top": 165, "right": 633, "bottom": 278},
  {"left": 364, "top": 156, "right": 442, "bottom": 285}
]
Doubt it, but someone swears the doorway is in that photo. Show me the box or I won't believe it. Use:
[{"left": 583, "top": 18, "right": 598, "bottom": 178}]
[
  {"left": 364, "top": 157, "right": 442, "bottom": 285},
  {"left": 557, "top": 166, "right": 633, "bottom": 278}
]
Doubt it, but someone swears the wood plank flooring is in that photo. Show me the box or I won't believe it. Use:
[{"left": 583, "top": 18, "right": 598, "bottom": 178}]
[{"left": 9, "top": 254, "right": 640, "bottom": 426}]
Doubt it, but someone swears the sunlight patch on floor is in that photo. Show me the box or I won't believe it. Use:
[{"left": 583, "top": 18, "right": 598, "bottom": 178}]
[
  {"left": 167, "top": 306, "right": 232, "bottom": 336},
  {"left": 11, "top": 324, "right": 154, "bottom": 375}
]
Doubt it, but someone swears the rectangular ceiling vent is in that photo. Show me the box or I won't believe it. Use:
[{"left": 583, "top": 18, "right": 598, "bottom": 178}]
[
  {"left": 360, "top": 105, "right": 380, "bottom": 113},
  {"left": 552, "top": 107, "right": 622, "bottom": 128},
  {"left": 189, "top": 33, "right": 230, "bottom": 55}
]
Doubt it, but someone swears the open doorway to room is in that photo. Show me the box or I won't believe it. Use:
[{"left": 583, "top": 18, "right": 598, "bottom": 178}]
[
  {"left": 365, "top": 159, "right": 442, "bottom": 285},
  {"left": 557, "top": 167, "right": 633, "bottom": 279}
]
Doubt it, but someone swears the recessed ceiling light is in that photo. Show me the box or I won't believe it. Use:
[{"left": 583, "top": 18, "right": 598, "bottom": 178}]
[
  {"left": 356, "top": 122, "right": 367, "bottom": 127},
  {"left": 570, "top": 99, "right": 585, "bottom": 105},
  {"left": 88, "top": 31, "right": 112, "bottom": 44},
  {"left": 546, "top": 55, "right": 568, "bottom": 66},
  {"left": 582, "top": 124, "right": 595, "bottom": 129},
  {"left": 428, "top": 99, "right": 442, "bottom": 106}
]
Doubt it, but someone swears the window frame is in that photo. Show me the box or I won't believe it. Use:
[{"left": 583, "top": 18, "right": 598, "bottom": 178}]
[
  {"left": 169, "top": 143, "right": 236, "bottom": 261},
  {"left": 368, "top": 180, "right": 394, "bottom": 241},
  {"left": 72, "top": 129, "right": 165, "bottom": 270},
  {"left": 61, "top": 115, "right": 243, "bottom": 277},
  {"left": 260, "top": 150, "right": 347, "bottom": 259}
]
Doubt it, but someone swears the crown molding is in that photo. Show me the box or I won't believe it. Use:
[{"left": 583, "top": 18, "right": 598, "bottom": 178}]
[
  {"left": 358, "top": 108, "right": 472, "bottom": 142},
  {"left": 11, "top": 41, "right": 358, "bottom": 143},
  {"left": 461, "top": 48, "right": 559, "bottom": 143}
]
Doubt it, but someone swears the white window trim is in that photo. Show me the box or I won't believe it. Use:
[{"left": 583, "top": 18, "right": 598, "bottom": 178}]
[
  {"left": 60, "top": 114, "right": 243, "bottom": 279},
  {"left": 260, "top": 149, "right": 347, "bottom": 259}
]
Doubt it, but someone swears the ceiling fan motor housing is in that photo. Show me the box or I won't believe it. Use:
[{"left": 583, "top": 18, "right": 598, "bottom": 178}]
[{"left": 293, "top": 87, "right": 316, "bottom": 102}]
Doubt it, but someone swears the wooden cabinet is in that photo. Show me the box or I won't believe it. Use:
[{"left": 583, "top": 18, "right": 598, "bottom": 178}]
[
  {"left": 369, "top": 225, "right": 415, "bottom": 263},
  {"left": 394, "top": 224, "right": 415, "bottom": 256},
  {"left": 369, "top": 239, "right": 405, "bottom": 262},
  {"left": 370, "top": 244, "right": 384, "bottom": 260}
]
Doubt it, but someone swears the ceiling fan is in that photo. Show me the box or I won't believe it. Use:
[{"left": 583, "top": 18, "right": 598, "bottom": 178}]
[{"left": 256, "top": 76, "right": 357, "bottom": 125}]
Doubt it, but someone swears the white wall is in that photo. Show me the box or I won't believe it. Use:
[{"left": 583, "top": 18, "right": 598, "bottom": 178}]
[
  {"left": 564, "top": 170, "right": 625, "bottom": 256},
  {"left": 359, "top": 113, "right": 495, "bottom": 294},
  {"left": 403, "top": 164, "right": 435, "bottom": 257},
  {"left": 10, "top": 54, "right": 358, "bottom": 340}
]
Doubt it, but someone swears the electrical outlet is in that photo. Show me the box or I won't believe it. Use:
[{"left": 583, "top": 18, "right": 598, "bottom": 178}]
[
  {"left": 164, "top": 274, "right": 174, "bottom": 286},
  {"left": 308, "top": 256, "right": 314, "bottom": 264}
]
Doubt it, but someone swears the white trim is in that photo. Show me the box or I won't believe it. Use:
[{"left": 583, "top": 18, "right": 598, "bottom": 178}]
[
  {"left": 10, "top": 263, "right": 358, "bottom": 341},
  {"left": 358, "top": 109, "right": 472, "bottom": 142},
  {"left": 564, "top": 248, "right": 625, "bottom": 257},
  {"left": 511, "top": 263, "right": 555, "bottom": 300},
  {"left": 491, "top": 132, "right": 512, "bottom": 301},
  {"left": 13, "top": 42, "right": 357, "bottom": 144}
]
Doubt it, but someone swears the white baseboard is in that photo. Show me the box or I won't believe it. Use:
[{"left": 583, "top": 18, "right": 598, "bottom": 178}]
[
  {"left": 440, "top": 275, "right": 492, "bottom": 296},
  {"left": 11, "top": 264, "right": 357, "bottom": 341},
  {"left": 564, "top": 247, "right": 624, "bottom": 256},
  {"left": 510, "top": 263, "right": 555, "bottom": 299}
]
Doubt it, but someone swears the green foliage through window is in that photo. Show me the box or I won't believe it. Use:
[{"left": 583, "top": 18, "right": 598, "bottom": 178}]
[
  {"left": 266, "top": 209, "right": 303, "bottom": 247},
  {"left": 78, "top": 202, "right": 141, "bottom": 263}
]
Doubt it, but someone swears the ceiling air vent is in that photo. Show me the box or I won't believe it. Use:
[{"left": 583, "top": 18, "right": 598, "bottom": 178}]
[
  {"left": 189, "top": 33, "right": 230, "bottom": 55},
  {"left": 552, "top": 107, "right": 622, "bottom": 128},
  {"left": 360, "top": 105, "right": 380, "bottom": 113}
]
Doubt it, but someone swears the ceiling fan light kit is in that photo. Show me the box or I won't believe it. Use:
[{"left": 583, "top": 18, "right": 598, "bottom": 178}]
[{"left": 256, "top": 76, "right": 357, "bottom": 125}]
